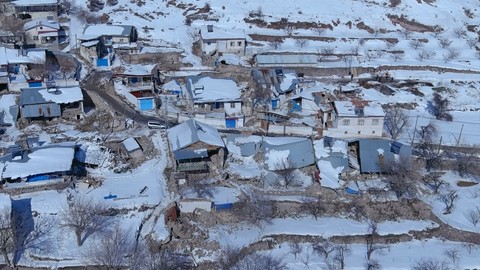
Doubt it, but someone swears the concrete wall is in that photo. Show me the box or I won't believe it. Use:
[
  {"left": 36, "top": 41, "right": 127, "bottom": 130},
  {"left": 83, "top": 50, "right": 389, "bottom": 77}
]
[{"left": 334, "top": 116, "right": 384, "bottom": 137}]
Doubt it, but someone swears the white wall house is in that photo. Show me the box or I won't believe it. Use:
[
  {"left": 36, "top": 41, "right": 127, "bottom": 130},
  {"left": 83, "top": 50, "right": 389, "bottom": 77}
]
[
  {"left": 185, "top": 76, "right": 244, "bottom": 128},
  {"left": 199, "top": 25, "right": 246, "bottom": 56},
  {"left": 24, "top": 18, "right": 60, "bottom": 46},
  {"left": 323, "top": 100, "right": 385, "bottom": 138}
]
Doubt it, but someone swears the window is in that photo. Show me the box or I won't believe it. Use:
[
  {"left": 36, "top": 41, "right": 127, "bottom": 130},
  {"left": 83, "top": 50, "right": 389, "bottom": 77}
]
[
  {"left": 33, "top": 36, "right": 38, "bottom": 41},
  {"left": 358, "top": 131, "right": 361, "bottom": 134},
  {"left": 237, "top": 41, "right": 242, "bottom": 46},
  {"left": 342, "top": 119, "right": 350, "bottom": 126},
  {"left": 230, "top": 41, "right": 235, "bottom": 46},
  {"left": 207, "top": 42, "right": 211, "bottom": 45},
  {"left": 372, "top": 131, "right": 376, "bottom": 134},
  {"left": 230, "top": 103, "right": 236, "bottom": 108},
  {"left": 119, "top": 38, "right": 124, "bottom": 42},
  {"left": 372, "top": 119, "right": 379, "bottom": 125},
  {"left": 357, "top": 119, "right": 365, "bottom": 126},
  {"left": 344, "top": 131, "right": 348, "bottom": 134}
]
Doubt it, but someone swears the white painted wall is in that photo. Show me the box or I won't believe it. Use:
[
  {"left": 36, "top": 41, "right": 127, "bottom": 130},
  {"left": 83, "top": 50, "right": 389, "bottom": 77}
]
[{"left": 329, "top": 116, "right": 384, "bottom": 138}]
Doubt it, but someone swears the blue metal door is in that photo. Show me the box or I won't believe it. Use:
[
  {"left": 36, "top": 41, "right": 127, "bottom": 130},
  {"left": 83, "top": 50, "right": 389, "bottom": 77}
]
[
  {"left": 96, "top": 58, "right": 109, "bottom": 66},
  {"left": 225, "top": 118, "right": 236, "bottom": 128},
  {"left": 271, "top": 99, "right": 278, "bottom": 109}
]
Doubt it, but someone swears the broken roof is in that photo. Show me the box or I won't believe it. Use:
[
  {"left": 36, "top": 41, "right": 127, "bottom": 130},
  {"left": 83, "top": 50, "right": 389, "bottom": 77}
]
[
  {"left": 334, "top": 100, "right": 385, "bottom": 117},
  {"left": 200, "top": 25, "right": 246, "bottom": 40},
  {"left": 167, "top": 119, "right": 225, "bottom": 152},
  {"left": 186, "top": 76, "right": 241, "bottom": 103}
]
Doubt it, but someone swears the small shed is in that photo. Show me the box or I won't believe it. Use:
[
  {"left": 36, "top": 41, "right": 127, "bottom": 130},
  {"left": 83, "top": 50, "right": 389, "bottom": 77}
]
[
  {"left": 178, "top": 198, "right": 212, "bottom": 213},
  {"left": 121, "top": 137, "right": 142, "bottom": 159}
]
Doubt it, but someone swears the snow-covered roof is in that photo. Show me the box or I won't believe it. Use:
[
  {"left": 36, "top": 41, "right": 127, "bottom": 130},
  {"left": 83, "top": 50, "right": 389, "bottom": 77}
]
[
  {"left": 334, "top": 100, "right": 385, "bottom": 117},
  {"left": 83, "top": 24, "right": 133, "bottom": 38},
  {"left": 2, "top": 143, "right": 76, "bottom": 179},
  {"left": 26, "top": 50, "right": 46, "bottom": 64},
  {"left": 122, "top": 137, "right": 141, "bottom": 152},
  {"left": 200, "top": 25, "right": 246, "bottom": 40},
  {"left": 255, "top": 54, "right": 318, "bottom": 66},
  {"left": 0, "top": 47, "right": 30, "bottom": 65},
  {"left": 186, "top": 76, "right": 240, "bottom": 103},
  {"left": 38, "top": 86, "right": 83, "bottom": 104},
  {"left": 0, "top": 94, "right": 18, "bottom": 125},
  {"left": 167, "top": 119, "right": 225, "bottom": 153},
  {"left": 13, "top": 0, "right": 57, "bottom": 6},
  {"left": 115, "top": 64, "right": 156, "bottom": 76},
  {"left": 80, "top": 40, "right": 99, "bottom": 47},
  {"left": 24, "top": 18, "right": 60, "bottom": 31}
]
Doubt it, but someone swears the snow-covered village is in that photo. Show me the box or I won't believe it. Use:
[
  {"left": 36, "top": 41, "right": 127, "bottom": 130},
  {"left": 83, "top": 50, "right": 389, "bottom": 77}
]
[{"left": 0, "top": 0, "right": 479, "bottom": 269}]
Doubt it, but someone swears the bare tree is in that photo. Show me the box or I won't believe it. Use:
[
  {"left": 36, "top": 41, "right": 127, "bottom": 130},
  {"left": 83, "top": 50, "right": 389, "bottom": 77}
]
[
  {"left": 384, "top": 104, "right": 410, "bottom": 139},
  {"left": 87, "top": 225, "right": 135, "bottom": 269},
  {"left": 318, "top": 47, "right": 334, "bottom": 61},
  {"left": 349, "top": 45, "right": 360, "bottom": 56},
  {"left": 289, "top": 241, "right": 303, "bottom": 260},
  {"left": 241, "top": 192, "right": 273, "bottom": 228},
  {"left": 61, "top": 196, "right": 111, "bottom": 246},
  {"left": 139, "top": 247, "right": 193, "bottom": 270},
  {"left": 381, "top": 156, "right": 418, "bottom": 199},
  {"left": 465, "top": 207, "right": 480, "bottom": 227},
  {"left": 416, "top": 122, "right": 438, "bottom": 143},
  {"left": 295, "top": 39, "right": 309, "bottom": 49},
  {"left": 0, "top": 15, "right": 25, "bottom": 35},
  {"left": 190, "top": 177, "right": 215, "bottom": 198},
  {"left": 400, "top": 29, "right": 412, "bottom": 39},
  {"left": 438, "top": 37, "right": 452, "bottom": 48},
  {"left": 303, "top": 196, "right": 325, "bottom": 220},
  {"left": 412, "top": 258, "right": 452, "bottom": 270},
  {"left": 422, "top": 173, "right": 447, "bottom": 194},
  {"left": 417, "top": 141, "right": 443, "bottom": 172},
  {"left": 440, "top": 191, "right": 458, "bottom": 214},
  {"left": 274, "top": 158, "right": 301, "bottom": 189},
  {"left": 233, "top": 252, "right": 286, "bottom": 270},
  {"left": 363, "top": 49, "right": 377, "bottom": 61},
  {"left": 455, "top": 151, "right": 480, "bottom": 178},
  {"left": 251, "top": 87, "right": 272, "bottom": 110},
  {"left": 284, "top": 25, "right": 294, "bottom": 36},
  {"left": 443, "top": 48, "right": 460, "bottom": 63},
  {"left": 0, "top": 207, "right": 14, "bottom": 267},
  {"left": 56, "top": 55, "right": 78, "bottom": 81},
  {"left": 453, "top": 27, "right": 466, "bottom": 38},
  {"left": 365, "top": 221, "right": 387, "bottom": 269},
  {"left": 333, "top": 242, "right": 351, "bottom": 269},
  {"left": 466, "top": 38, "right": 478, "bottom": 49},
  {"left": 443, "top": 248, "right": 460, "bottom": 266},
  {"left": 312, "top": 239, "right": 335, "bottom": 259},
  {"left": 27, "top": 66, "right": 47, "bottom": 81},
  {"left": 314, "top": 28, "right": 326, "bottom": 36},
  {"left": 417, "top": 50, "right": 434, "bottom": 62},
  {"left": 268, "top": 40, "right": 283, "bottom": 50},
  {"left": 431, "top": 93, "right": 452, "bottom": 121},
  {"left": 217, "top": 245, "right": 242, "bottom": 270},
  {"left": 409, "top": 39, "right": 424, "bottom": 50},
  {"left": 298, "top": 251, "right": 311, "bottom": 269},
  {"left": 390, "top": 53, "right": 404, "bottom": 62},
  {"left": 384, "top": 41, "right": 396, "bottom": 50}
]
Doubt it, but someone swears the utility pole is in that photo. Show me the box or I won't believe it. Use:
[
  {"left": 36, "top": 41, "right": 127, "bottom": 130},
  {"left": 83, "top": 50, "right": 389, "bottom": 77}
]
[
  {"left": 437, "top": 136, "right": 443, "bottom": 155},
  {"left": 456, "top": 124, "right": 464, "bottom": 146},
  {"left": 411, "top": 115, "right": 419, "bottom": 145},
  {"left": 164, "top": 95, "right": 168, "bottom": 129}
]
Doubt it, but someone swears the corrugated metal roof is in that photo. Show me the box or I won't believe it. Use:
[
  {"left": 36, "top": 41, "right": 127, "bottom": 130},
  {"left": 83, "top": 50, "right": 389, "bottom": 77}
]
[
  {"left": 263, "top": 138, "right": 315, "bottom": 169},
  {"left": 357, "top": 139, "right": 412, "bottom": 173},
  {"left": 173, "top": 149, "right": 208, "bottom": 160},
  {"left": 19, "top": 88, "right": 47, "bottom": 106},
  {"left": 21, "top": 103, "right": 61, "bottom": 118}
]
